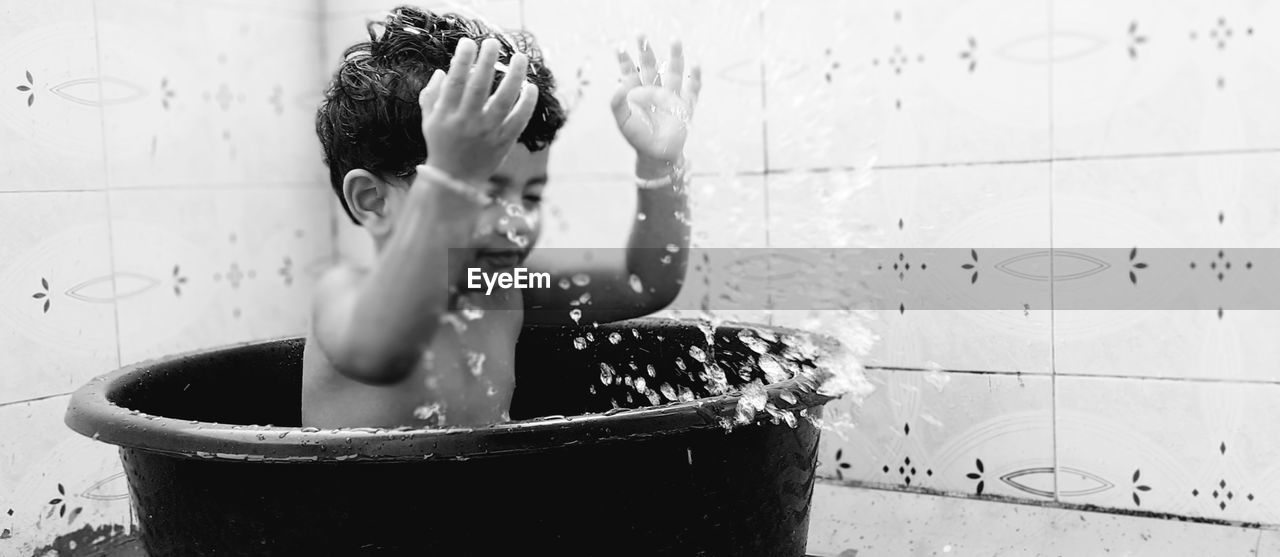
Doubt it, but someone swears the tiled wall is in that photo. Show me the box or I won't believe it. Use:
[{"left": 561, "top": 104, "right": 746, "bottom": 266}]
[
  {"left": 487, "top": 0, "right": 1280, "bottom": 545},
  {"left": 0, "top": 0, "right": 331, "bottom": 552}
]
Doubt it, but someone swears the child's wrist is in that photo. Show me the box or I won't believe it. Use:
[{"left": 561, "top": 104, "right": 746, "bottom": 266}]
[
  {"left": 635, "top": 155, "right": 688, "bottom": 190},
  {"left": 417, "top": 164, "right": 493, "bottom": 206}
]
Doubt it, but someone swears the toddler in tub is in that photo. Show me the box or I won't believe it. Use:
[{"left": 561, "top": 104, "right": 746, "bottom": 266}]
[{"left": 304, "top": 6, "right": 702, "bottom": 428}]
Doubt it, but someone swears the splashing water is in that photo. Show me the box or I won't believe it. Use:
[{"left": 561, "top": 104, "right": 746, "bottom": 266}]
[
  {"left": 599, "top": 362, "right": 615, "bottom": 385},
  {"left": 737, "top": 330, "right": 769, "bottom": 354},
  {"left": 646, "top": 364, "right": 657, "bottom": 377},
  {"left": 629, "top": 274, "right": 644, "bottom": 293},
  {"left": 571, "top": 273, "right": 591, "bottom": 287},
  {"left": 573, "top": 337, "right": 588, "bottom": 350},
  {"left": 558, "top": 278, "right": 571, "bottom": 290},
  {"left": 608, "top": 332, "right": 622, "bottom": 344},
  {"left": 414, "top": 403, "right": 445, "bottom": 426},
  {"left": 586, "top": 332, "right": 594, "bottom": 342},
  {"left": 660, "top": 383, "right": 677, "bottom": 401},
  {"left": 734, "top": 381, "right": 768, "bottom": 425},
  {"left": 569, "top": 308, "right": 582, "bottom": 324}
]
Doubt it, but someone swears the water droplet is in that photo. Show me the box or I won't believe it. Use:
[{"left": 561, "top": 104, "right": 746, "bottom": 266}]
[
  {"left": 569, "top": 308, "right": 582, "bottom": 323},
  {"left": 665, "top": 244, "right": 680, "bottom": 253},
  {"left": 573, "top": 337, "right": 588, "bottom": 350},
  {"left": 599, "top": 362, "right": 616, "bottom": 384},
  {"left": 677, "top": 385, "right": 695, "bottom": 402},
  {"left": 558, "top": 278, "right": 571, "bottom": 290},
  {"left": 780, "top": 390, "right": 798, "bottom": 404},
  {"left": 646, "top": 364, "right": 657, "bottom": 377},
  {"left": 461, "top": 307, "right": 484, "bottom": 321},
  {"left": 675, "top": 357, "right": 686, "bottom": 371},
  {"left": 688, "top": 346, "right": 706, "bottom": 362},
  {"left": 660, "top": 383, "right": 677, "bottom": 401},
  {"left": 608, "top": 332, "right": 622, "bottom": 344},
  {"left": 629, "top": 274, "right": 644, "bottom": 293},
  {"left": 758, "top": 354, "right": 789, "bottom": 383},
  {"left": 572, "top": 273, "right": 591, "bottom": 287},
  {"left": 737, "top": 330, "right": 769, "bottom": 354},
  {"left": 466, "top": 351, "right": 486, "bottom": 376},
  {"left": 586, "top": 332, "right": 595, "bottom": 342},
  {"left": 414, "top": 403, "right": 444, "bottom": 422},
  {"left": 634, "top": 376, "right": 647, "bottom": 392},
  {"left": 632, "top": 328, "right": 641, "bottom": 339}
]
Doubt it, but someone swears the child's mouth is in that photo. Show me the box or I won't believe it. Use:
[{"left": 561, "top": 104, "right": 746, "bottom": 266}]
[{"left": 475, "top": 249, "right": 523, "bottom": 269}]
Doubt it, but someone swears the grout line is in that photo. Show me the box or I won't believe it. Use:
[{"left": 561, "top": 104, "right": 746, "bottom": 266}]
[
  {"left": 867, "top": 365, "right": 1280, "bottom": 386},
  {"left": 0, "top": 392, "right": 72, "bottom": 408},
  {"left": 1257, "top": 530, "right": 1265, "bottom": 556},
  {"left": 1047, "top": 0, "right": 1060, "bottom": 504},
  {"left": 90, "top": 0, "right": 124, "bottom": 372},
  {"left": 551, "top": 145, "right": 1280, "bottom": 182},
  {"left": 816, "top": 477, "right": 1276, "bottom": 530},
  {"left": 758, "top": 4, "right": 773, "bottom": 326}
]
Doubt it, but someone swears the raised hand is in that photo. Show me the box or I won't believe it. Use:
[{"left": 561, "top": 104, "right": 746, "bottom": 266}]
[
  {"left": 611, "top": 36, "right": 702, "bottom": 165},
  {"left": 419, "top": 37, "right": 539, "bottom": 184}
]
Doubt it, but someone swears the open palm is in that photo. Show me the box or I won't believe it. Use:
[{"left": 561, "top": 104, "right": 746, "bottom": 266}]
[{"left": 611, "top": 37, "right": 702, "bottom": 163}]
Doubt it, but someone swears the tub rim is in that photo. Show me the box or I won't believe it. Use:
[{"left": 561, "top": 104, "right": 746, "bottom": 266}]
[{"left": 64, "top": 318, "right": 839, "bottom": 463}]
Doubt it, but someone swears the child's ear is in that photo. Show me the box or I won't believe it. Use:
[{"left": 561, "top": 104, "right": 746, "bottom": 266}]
[{"left": 342, "top": 169, "right": 398, "bottom": 234}]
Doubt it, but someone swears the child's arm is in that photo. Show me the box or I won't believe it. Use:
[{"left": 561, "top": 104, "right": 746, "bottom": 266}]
[
  {"left": 524, "top": 37, "right": 702, "bottom": 325},
  {"left": 313, "top": 39, "right": 539, "bottom": 385}
]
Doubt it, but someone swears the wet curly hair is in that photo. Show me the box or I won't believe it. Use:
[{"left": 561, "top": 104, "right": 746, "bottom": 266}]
[{"left": 316, "top": 6, "right": 566, "bottom": 224}]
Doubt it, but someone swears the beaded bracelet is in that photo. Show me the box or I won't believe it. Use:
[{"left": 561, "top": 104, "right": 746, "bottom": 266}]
[
  {"left": 635, "top": 158, "right": 690, "bottom": 190},
  {"left": 416, "top": 164, "right": 493, "bottom": 206}
]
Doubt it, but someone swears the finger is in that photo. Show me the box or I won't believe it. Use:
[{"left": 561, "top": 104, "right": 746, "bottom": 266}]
[
  {"left": 663, "top": 41, "right": 684, "bottom": 94},
  {"left": 499, "top": 82, "right": 539, "bottom": 141},
  {"left": 418, "top": 69, "right": 446, "bottom": 113},
  {"left": 484, "top": 52, "right": 530, "bottom": 124},
  {"left": 682, "top": 65, "right": 702, "bottom": 117},
  {"left": 439, "top": 38, "right": 479, "bottom": 110},
  {"left": 610, "top": 49, "right": 642, "bottom": 124},
  {"left": 460, "top": 38, "right": 501, "bottom": 113},
  {"left": 637, "top": 35, "right": 659, "bottom": 87}
]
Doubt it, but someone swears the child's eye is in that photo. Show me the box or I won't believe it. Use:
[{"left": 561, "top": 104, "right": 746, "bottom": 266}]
[{"left": 523, "top": 194, "right": 542, "bottom": 205}]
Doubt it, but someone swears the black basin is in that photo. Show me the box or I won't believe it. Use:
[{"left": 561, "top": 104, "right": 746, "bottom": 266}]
[{"left": 65, "top": 318, "right": 837, "bottom": 556}]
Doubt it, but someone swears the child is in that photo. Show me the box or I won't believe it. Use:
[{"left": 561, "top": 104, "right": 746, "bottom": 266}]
[{"left": 305, "top": 7, "right": 702, "bottom": 428}]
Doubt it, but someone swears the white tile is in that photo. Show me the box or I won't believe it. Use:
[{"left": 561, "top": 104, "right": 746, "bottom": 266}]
[
  {"left": 108, "top": 186, "right": 333, "bottom": 365},
  {"left": 1057, "top": 376, "right": 1280, "bottom": 524},
  {"left": 762, "top": 0, "right": 1051, "bottom": 171},
  {"left": 1260, "top": 530, "right": 1280, "bottom": 556},
  {"left": 0, "top": 396, "right": 132, "bottom": 555},
  {"left": 807, "top": 483, "right": 1265, "bottom": 556},
  {"left": 322, "top": 0, "right": 523, "bottom": 69},
  {"left": 1053, "top": 0, "right": 1280, "bottom": 157},
  {"left": 96, "top": 0, "right": 325, "bottom": 188},
  {"left": 0, "top": 192, "right": 118, "bottom": 404},
  {"left": 1053, "top": 154, "right": 1280, "bottom": 380},
  {"left": 0, "top": 0, "right": 105, "bottom": 191},
  {"left": 816, "top": 368, "right": 1054, "bottom": 502},
  {"left": 768, "top": 166, "right": 1053, "bottom": 374},
  {"left": 525, "top": 0, "right": 766, "bottom": 177}
]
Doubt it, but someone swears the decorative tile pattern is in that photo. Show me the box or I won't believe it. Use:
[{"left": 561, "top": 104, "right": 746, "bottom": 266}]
[
  {"left": 0, "top": 192, "right": 118, "bottom": 404},
  {"left": 0, "top": 0, "right": 106, "bottom": 191},
  {"left": 767, "top": 166, "right": 1053, "bottom": 374},
  {"left": 96, "top": 0, "right": 325, "bottom": 188},
  {"left": 1057, "top": 376, "right": 1280, "bottom": 524},
  {"left": 0, "top": 396, "right": 133, "bottom": 555},
  {"left": 108, "top": 186, "right": 332, "bottom": 365},
  {"left": 762, "top": 0, "right": 1051, "bottom": 171},
  {"left": 816, "top": 368, "right": 1054, "bottom": 501},
  {"left": 1053, "top": 153, "right": 1280, "bottom": 380},
  {"left": 808, "top": 483, "right": 1266, "bottom": 556}
]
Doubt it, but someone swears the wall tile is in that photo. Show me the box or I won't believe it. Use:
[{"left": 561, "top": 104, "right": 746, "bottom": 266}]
[
  {"left": 807, "top": 483, "right": 1265, "bottom": 556},
  {"left": 762, "top": 0, "right": 1051, "bottom": 171},
  {"left": 768, "top": 166, "right": 1053, "bottom": 374},
  {"left": 1053, "top": 153, "right": 1280, "bottom": 380},
  {"left": 322, "top": 0, "right": 523, "bottom": 70},
  {"left": 0, "top": 192, "right": 118, "bottom": 404},
  {"left": 525, "top": 0, "right": 766, "bottom": 177},
  {"left": 107, "top": 186, "right": 332, "bottom": 365},
  {"left": 1053, "top": 0, "right": 1280, "bottom": 157},
  {"left": 0, "top": 396, "right": 132, "bottom": 555},
  {"left": 0, "top": 0, "right": 105, "bottom": 191},
  {"left": 816, "top": 368, "right": 1054, "bottom": 502},
  {"left": 96, "top": 0, "right": 325, "bottom": 189},
  {"left": 1057, "top": 376, "right": 1280, "bottom": 524}
]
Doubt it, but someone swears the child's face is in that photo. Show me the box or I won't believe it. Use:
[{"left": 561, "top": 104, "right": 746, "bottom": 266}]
[{"left": 470, "top": 144, "right": 549, "bottom": 271}]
